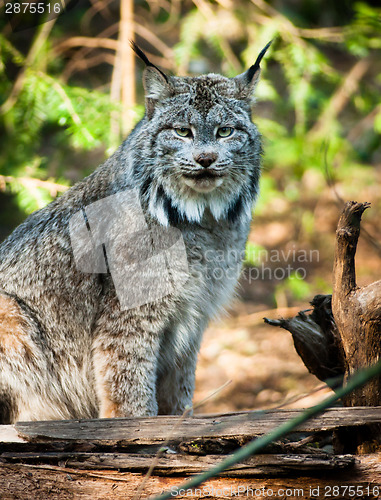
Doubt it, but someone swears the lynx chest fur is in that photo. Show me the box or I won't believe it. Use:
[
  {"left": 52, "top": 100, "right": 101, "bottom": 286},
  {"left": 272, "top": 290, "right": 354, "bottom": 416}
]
[{"left": 0, "top": 43, "right": 270, "bottom": 422}]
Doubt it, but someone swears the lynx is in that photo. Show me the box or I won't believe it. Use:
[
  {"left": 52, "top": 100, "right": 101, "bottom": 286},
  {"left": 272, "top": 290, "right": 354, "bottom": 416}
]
[{"left": 0, "top": 42, "right": 270, "bottom": 423}]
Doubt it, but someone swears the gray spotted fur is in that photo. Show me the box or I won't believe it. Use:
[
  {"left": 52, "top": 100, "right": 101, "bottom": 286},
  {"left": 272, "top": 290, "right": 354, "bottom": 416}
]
[{"left": 0, "top": 45, "right": 268, "bottom": 422}]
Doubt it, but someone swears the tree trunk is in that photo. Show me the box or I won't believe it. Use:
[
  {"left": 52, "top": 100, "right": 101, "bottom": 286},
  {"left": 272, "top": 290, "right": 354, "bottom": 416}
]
[{"left": 332, "top": 201, "right": 381, "bottom": 407}]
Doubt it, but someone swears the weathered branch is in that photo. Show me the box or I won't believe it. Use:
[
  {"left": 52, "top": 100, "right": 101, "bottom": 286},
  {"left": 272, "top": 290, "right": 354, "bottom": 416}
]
[
  {"left": 0, "top": 451, "right": 355, "bottom": 475},
  {"left": 332, "top": 201, "right": 381, "bottom": 408},
  {"left": 265, "top": 295, "right": 345, "bottom": 389},
  {"left": 333, "top": 201, "right": 370, "bottom": 296},
  {"left": 5, "top": 407, "right": 381, "bottom": 447}
]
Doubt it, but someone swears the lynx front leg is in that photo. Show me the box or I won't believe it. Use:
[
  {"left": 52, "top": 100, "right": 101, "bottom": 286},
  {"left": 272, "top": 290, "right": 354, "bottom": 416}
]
[
  {"left": 156, "top": 319, "right": 206, "bottom": 415},
  {"left": 156, "top": 350, "right": 199, "bottom": 415},
  {"left": 92, "top": 311, "right": 163, "bottom": 418}
]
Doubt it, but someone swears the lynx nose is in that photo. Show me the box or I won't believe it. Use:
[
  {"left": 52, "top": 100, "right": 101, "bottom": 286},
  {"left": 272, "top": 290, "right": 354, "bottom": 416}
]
[{"left": 194, "top": 153, "right": 218, "bottom": 168}]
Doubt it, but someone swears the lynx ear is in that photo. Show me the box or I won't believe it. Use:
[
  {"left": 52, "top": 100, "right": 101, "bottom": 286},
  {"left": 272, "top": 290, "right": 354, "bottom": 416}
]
[
  {"left": 130, "top": 41, "right": 171, "bottom": 119},
  {"left": 234, "top": 41, "right": 272, "bottom": 99}
]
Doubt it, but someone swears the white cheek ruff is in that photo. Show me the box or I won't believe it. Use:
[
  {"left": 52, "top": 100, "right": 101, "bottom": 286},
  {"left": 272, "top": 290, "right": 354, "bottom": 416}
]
[
  {"left": 148, "top": 185, "right": 207, "bottom": 226},
  {"left": 209, "top": 196, "right": 230, "bottom": 221},
  {"left": 149, "top": 186, "right": 169, "bottom": 227},
  {"left": 146, "top": 175, "right": 255, "bottom": 227},
  {"left": 154, "top": 201, "right": 171, "bottom": 227},
  {"left": 176, "top": 198, "right": 205, "bottom": 223},
  {"left": 148, "top": 183, "right": 253, "bottom": 226}
]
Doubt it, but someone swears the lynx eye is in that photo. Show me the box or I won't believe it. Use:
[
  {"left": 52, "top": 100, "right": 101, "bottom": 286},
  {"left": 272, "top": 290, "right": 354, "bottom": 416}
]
[
  {"left": 217, "top": 127, "right": 234, "bottom": 138},
  {"left": 174, "top": 127, "right": 192, "bottom": 138}
]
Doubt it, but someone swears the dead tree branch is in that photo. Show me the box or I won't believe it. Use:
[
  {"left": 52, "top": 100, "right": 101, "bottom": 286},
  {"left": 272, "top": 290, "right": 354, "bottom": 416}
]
[
  {"left": 265, "top": 295, "right": 345, "bottom": 389},
  {"left": 332, "top": 201, "right": 381, "bottom": 407}
]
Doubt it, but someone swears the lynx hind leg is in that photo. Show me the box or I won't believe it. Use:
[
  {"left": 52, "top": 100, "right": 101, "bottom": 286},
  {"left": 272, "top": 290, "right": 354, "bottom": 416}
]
[
  {"left": 0, "top": 294, "right": 28, "bottom": 422},
  {"left": 0, "top": 293, "right": 61, "bottom": 423}
]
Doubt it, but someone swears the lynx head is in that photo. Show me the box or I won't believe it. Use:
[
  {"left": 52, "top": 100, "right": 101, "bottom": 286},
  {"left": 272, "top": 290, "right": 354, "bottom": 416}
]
[{"left": 130, "top": 42, "right": 271, "bottom": 227}]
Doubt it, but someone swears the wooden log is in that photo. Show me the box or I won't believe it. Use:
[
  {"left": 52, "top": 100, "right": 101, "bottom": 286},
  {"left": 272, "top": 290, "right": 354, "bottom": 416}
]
[
  {"left": 0, "top": 410, "right": 380, "bottom": 498},
  {"left": 331, "top": 202, "right": 381, "bottom": 452},
  {"left": 8, "top": 407, "right": 381, "bottom": 448},
  {"left": 0, "top": 451, "right": 355, "bottom": 475}
]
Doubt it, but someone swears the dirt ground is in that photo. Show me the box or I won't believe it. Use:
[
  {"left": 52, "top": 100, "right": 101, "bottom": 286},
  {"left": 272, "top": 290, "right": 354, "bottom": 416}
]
[{"left": 194, "top": 309, "right": 333, "bottom": 415}]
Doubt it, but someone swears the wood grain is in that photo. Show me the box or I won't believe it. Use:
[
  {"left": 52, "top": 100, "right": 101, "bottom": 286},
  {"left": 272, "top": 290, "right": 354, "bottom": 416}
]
[
  {"left": 12, "top": 407, "right": 381, "bottom": 446},
  {"left": 0, "top": 409, "right": 380, "bottom": 499},
  {"left": 0, "top": 452, "right": 355, "bottom": 475}
]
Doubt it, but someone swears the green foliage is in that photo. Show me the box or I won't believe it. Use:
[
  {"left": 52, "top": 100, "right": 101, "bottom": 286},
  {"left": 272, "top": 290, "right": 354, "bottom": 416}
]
[
  {"left": 244, "top": 241, "right": 267, "bottom": 267},
  {"left": 344, "top": 2, "right": 381, "bottom": 55},
  {"left": 375, "top": 109, "right": 381, "bottom": 134},
  {"left": 0, "top": 0, "right": 380, "bottom": 229},
  {"left": 276, "top": 271, "right": 312, "bottom": 302},
  {"left": 253, "top": 175, "right": 282, "bottom": 216},
  {"left": 0, "top": 35, "right": 124, "bottom": 211}
]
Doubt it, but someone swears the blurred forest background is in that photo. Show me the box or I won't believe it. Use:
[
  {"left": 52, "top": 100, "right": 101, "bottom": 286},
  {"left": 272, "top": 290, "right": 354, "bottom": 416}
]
[{"left": 1, "top": 0, "right": 380, "bottom": 412}]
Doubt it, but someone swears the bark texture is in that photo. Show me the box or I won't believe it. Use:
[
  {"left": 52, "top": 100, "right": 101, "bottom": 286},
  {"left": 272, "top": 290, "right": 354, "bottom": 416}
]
[{"left": 332, "top": 202, "right": 381, "bottom": 407}]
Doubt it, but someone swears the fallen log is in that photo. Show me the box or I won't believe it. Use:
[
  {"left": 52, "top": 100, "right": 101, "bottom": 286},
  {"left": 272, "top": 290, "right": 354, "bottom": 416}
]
[
  {"left": 0, "top": 460, "right": 380, "bottom": 500},
  {"left": 3, "top": 407, "right": 381, "bottom": 449},
  {"left": 0, "top": 409, "right": 380, "bottom": 499},
  {"left": 0, "top": 451, "right": 355, "bottom": 475},
  {"left": 0, "top": 407, "right": 381, "bottom": 500}
]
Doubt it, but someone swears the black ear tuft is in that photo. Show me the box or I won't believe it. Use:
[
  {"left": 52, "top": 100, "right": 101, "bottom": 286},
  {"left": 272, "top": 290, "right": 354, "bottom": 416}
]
[
  {"left": 246, "top": 40, "right": 273, "bottom": 82},
  {"left": 130, "top": 40, "right": 151, "bottom": 66},
  {"left": 130, "top": 41, "right": 169, "bottom": 83}
]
